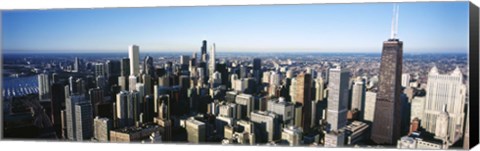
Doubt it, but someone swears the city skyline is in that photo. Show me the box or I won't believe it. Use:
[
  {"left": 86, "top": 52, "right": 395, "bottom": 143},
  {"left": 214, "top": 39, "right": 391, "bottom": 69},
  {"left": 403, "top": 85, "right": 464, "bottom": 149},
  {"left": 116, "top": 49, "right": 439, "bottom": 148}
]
[{"left": 2, "top": 2, "right": 469, "bottom": 53}]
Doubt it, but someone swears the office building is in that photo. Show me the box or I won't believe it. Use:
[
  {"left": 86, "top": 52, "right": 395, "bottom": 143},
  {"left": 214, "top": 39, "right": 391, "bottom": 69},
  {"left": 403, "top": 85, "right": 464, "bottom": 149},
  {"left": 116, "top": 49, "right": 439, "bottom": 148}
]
[
  {"left": 351, "top": 77, "right": 365, "bottom": 114},
  {"left": 250, "top": 111, "right": 280, "bottom": 142},
  {"left": 185, "top": 118, "right": 206, "bottom": 143},
  {"left": 344, "top": 121, "right": 369, "bottom": 145},
  {"left": 327, "top": 67, "right": 350, "bottom": 132},
  {"left": 410, "top": 96, "right": 426, "bottom": 121},
  {"left": 281, "top": 126, "right": 303, "bottom": 146},
  {"left": 38, "top": 73, "right": 50, "bottom": 100},
  {"left": 66, "top": 95, "right": 87, "bottom": 140},
  {"left": 75, "top": 102, "right": 93, "bottom": 141},
  {"left": 94, "top": 117, "right": 112, "bottom": 142},
  {"left": 121, "top": 58, "right": 130, "bottom": 77},
  {"left": 371, "top": 8, "right": 404, "bottom": 144},
  {"left": 401, "top": 73, "right": 411, "bottom": 88},
  {"left": 423, "top": 66, "right": 466, "bottom": 143},
  {"left": 266, "top": 97, "right": 294, "bottom": 126},
  {"left": 110, "top": 124, "right": 161, "bottom": 142},
  {"left": 129, "top": 45, "right": 140, "bottom": 76},
  {"left": 235, "top": 93, "right": 254, "bottom": 119},
  {"left": 293, "top": 72, "right": 312, "bottom": 133},
  {"left": 314, "top": 77, "right": 325, "bottom": 101}
]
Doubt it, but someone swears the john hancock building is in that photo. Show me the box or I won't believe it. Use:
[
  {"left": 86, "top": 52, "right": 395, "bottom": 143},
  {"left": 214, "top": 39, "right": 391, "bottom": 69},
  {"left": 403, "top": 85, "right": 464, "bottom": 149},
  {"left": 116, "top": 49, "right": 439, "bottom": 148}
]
[{"left": 2, "top": 1, "right": 478, "bottom": 150}]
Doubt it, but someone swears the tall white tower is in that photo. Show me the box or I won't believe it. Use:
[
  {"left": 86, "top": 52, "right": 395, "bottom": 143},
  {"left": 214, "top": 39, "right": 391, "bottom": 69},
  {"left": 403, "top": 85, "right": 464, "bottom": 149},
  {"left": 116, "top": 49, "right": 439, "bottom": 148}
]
[
  {"left": 424, "top": 66, "right": 466, "bottom": 143},
  {"left": 129, "top": 45, "right": 140, "bottom": 76},
  {"left": 209, "top": 43, "right": 216, "bottom": 77}
]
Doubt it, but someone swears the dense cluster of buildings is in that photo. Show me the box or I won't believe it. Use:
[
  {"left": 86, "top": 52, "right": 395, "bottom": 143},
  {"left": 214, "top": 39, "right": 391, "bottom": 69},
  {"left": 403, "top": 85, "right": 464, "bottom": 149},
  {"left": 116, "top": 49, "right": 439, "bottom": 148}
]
[{"left": 2, "top": 10, "right": 470, "bottom": 150}]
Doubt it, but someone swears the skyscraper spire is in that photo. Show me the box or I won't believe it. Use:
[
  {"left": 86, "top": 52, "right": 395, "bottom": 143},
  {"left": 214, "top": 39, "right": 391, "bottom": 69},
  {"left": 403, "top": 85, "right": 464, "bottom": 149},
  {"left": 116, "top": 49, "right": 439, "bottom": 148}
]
[{"left": 390, "top": 4, "right": 400, "bottom": 39}]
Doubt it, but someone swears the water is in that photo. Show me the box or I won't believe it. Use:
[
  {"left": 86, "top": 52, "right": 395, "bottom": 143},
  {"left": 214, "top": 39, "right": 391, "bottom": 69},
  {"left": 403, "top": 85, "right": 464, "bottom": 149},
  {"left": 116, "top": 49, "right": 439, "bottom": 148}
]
[{"left": 2, "top": 75, "right": 39, "bottom": 99}]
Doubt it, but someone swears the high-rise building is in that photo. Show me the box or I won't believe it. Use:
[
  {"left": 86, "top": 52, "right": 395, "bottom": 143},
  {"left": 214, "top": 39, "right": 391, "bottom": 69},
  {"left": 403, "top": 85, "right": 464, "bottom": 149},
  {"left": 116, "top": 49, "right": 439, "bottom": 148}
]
[
  {"left": 74, "top": 57, "right": 80, "bottom": 72},
  {"left": 185, "top": 118, "right": 206, "bottom": 144},
  {"left": 351, "top": 77, "right": 366, "bottom": 119},
  {"left": 66, "top": 95, "right": 87, "bottom": 140},
  {"left": 363, "top": 91, "right": 377, "bottom": 122},
  {"left": 180, "top": 55, "right": 190, "bottom": 65},
  {"left": 209, "top": 43, "right": 216, "bottom": 77},
  {"left": 144, "top": 56, "right": 154, "bottom": 77},
  {"left": 116, "top": 91, "right": 129, "bottom": 128},
  {"left": 294, "top": 72, "right": 312, "bottom": 133},
  {"left": 201, "top": 40, "right": 207, "bottom": 55},
  {"left": 93, "top": 117, "right": 112, "bottom": 142},
  {"left": 281, "top": 126, "right": 303, "bottom": 146},
  {"left": 371, "top": 5, "right": 403, "bottom": 144},
  {"left": 250, "top": 111, "right": 281, "bottom": 142},
  {"left": 128, "top": 75, "right": 137, "bottom": 92},
  {"left": 129, "top": 45, "right": 140, "bottom": 76},
  {"left": 315, "top": 77, "right": 325, "bottom": 101},
  {"left": 75, "top": 102, "right": 93, "bottom": 141},
  {"left": 410, "top": 96, "right": 426, "bottom": 121},
  {"left": 89, "top": 88, "right": 104, "bottom": 116},
  {"left": 423, "top": 66, "right": 466, "bottom": 143},
  {"left": 51, "top": 83, "right": 65, "bottom": 136},
  {"left": 121, "top": 58, "right": 130, "bottom": 77},
  {"left": 326, "top": 67, "right": 350, "bottom": 132},
  {"left": 235, "top": 93, "right": 254, "bottom": 119},
  {"left": 371, "top": 38, "right": 404, "bottom": 145},
  {"left": 94, "top": 62, "right": 105, "bottom": 79},
  {"left": 38, "top": 73, "right": 50, "bottom": 100},
  {"left": 253, "top": 58, "right": 262, "bottom": 83},
  {"left": 266, "top": 97, "right": 294, "bottom": 126},
  {"left": 401, "top": 73, "right": 411, "bottom": 88}
]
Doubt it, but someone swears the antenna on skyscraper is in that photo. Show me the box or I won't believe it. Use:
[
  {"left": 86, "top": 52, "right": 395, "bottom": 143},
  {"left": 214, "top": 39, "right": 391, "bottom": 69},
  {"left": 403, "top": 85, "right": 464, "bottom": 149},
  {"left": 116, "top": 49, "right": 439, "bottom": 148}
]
[{"left": 390, "top": 3, "right": 400, "bottom": 39}]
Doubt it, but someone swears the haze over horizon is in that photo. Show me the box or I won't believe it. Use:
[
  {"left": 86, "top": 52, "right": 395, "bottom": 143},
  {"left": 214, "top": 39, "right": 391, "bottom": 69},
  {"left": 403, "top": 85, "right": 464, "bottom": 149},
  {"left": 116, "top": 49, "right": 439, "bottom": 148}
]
[{"left": 2, "top": 2, "right": 469, "bottom": 53}]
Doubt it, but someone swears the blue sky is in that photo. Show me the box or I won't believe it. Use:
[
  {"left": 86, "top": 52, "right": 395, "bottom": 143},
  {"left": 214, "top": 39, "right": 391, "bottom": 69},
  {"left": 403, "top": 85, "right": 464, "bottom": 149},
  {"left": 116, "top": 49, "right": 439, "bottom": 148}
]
[{"left": 1, "top": 2, "right": 469, "bottom": 53}]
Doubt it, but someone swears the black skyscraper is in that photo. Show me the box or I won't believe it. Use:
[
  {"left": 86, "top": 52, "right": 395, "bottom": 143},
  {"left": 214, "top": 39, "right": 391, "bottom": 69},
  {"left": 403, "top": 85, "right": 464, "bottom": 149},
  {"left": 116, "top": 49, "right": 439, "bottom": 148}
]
[
  {"left": 201, "top": 40, "right": 207, "bottom": 56},
  {"left": 121, "top": 58, "right": 130, "bottom": 77},
  {"left": 370, "top": 37, "right": 403, "bottom": 145},
  {"left": 371, "top": 4, "right": 403, "bottom": 145}
]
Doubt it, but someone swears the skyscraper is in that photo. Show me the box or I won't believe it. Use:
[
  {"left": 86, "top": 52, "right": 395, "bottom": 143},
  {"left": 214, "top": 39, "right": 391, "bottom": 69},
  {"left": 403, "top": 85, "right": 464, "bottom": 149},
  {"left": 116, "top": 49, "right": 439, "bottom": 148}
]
[
  {"left": 351, "top": 77, "right": 366, "bottom": 119},
  {"left": 294, "top": 72, "right": 312, "bottom": 133},
  {"left": 423, "top": 66, "right": 466, "bottom": 143},
  {"left": 75, "top": 102, "right": 93, "bottom": 141},
  {"left": 116, "top": 91, "right": 129, "bottom": 128},
  {"left": 89, "top": 88, "right": 104, "bottom": 116},
  {"left": 121, "top": 58, "right": 130, "bottom": 77},
  {"left": 326, "top": 67, "right": 350, "bottom": 132},
  {"left": 315, "top": 77, "right": 325, "bottom": 101},
  {"left": 66, "top": 94, "right": 87, "bottom": 140},
  {"left": 129, "top": 45, "right": 140, "bottom": 76},
  {"left": 51, "top": 83, "right": 65, "bottom": 136},
  {"left": 38, "top": 73, "right": 50, "bottom": 100},
  {"left": 201, "top": 40, "right": 207, "bottom": 62},
  {"left": 401, "top": 73, "right": 411, "bottom": 88},
  {"left": 93, "top": 117, "right": 112, "bottom": 142},
  {"left": 371, "top": 4, "right": 403, "bottom": 145},
  {"left": 144, "top": 56, "right": 155, "bottom": 77},
  {"left": 74, "top": 57, "right": 80, "bottom": 72},
  {"left": 94, "top": 62, "right": 105, "bottom": 78},
  {"left": 209, "top": 43, "right": 216, "bottom": 77}
]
